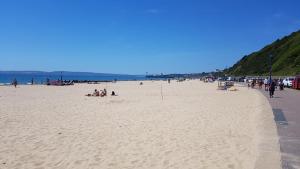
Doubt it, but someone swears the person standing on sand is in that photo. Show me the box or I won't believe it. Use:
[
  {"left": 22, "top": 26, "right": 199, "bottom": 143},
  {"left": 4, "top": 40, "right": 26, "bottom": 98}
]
[
  {"left": 258, "top": 80, "right": 263, "bottom": 89},
  {"left": 251, "top": 80, "right": 255, "bottom": 88},
  {"left": 269, "top": 81, "right": 276, "bottom": 98}
]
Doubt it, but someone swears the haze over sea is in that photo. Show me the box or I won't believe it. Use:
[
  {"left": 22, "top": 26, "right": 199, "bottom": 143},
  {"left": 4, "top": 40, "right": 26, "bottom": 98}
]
[{"left": 0, "top": 72, "right": 145, "bottom": 84}]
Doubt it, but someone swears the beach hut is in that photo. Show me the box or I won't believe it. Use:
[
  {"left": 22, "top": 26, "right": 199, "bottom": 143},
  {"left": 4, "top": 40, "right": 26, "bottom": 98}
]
[{"left": 292, "top": 75, "right": 300, "bottom": 89}]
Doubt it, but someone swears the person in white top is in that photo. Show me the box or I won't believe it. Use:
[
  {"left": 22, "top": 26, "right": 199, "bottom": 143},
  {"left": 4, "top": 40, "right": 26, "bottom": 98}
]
[{"left": 264, "top": 78, "right": 268, "bottom": 91}]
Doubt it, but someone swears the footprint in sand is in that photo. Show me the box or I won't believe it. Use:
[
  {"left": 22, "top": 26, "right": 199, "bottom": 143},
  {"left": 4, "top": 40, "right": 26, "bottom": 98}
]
[
  {"left": 131, "top": 160, "right": 139, "bottom": 164},
  {"left": 34, "top": 161, "right": 45, "bottom": 166},
  {"left": 163, "top": 160, "right": 170, "bottom": 166},
  {"left": 164, "top": 150, "right": 172, "bottom": 155},
  {"left": 228, "top": 164, "right": 235, "bottom": 169}
]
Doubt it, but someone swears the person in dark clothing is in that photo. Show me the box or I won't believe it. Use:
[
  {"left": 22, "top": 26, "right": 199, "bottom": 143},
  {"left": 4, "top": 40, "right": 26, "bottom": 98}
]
[
  {"left": 251, "top": 81, "right": 255, "bottom": 88},
  {"left": 258, "top": 80, "right": 263, "bottom": 89},
  {"left": 269, "top": 81, "right": 276, "bottom": 98},
  {"left": 12, "top": 78, "right": 18, "bottom": 88},
  {"left": 279, "top": 80, "right": 284, "bottom": 90}
]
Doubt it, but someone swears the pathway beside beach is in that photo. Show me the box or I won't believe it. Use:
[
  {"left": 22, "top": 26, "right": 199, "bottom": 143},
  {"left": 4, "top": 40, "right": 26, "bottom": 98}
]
[{"left": 260, "top": 88, "right": 300, "bottom": 169}]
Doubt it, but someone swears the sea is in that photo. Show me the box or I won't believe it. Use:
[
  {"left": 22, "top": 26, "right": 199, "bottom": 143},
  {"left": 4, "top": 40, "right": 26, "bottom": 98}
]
[{"left": 0, "top": 72, "right": 146, "bottom": 85}]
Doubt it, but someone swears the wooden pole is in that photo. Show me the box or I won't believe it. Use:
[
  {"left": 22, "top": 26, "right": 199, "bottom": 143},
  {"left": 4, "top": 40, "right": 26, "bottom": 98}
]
[{"left": 160, "top": 83, "right": 163, "bottom": 101}]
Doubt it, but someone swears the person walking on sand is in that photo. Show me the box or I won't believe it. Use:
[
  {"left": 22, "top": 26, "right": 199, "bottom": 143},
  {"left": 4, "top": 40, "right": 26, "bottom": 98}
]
[
  {"left": 269, "top": 81, "right": 276, "bottom": 98},
  {"left": 264, "top": 78, "right": 268, "bottom": 91},
  {"left": 12, "top": 78, "right": 18, "bottom": 88},
  {"left": 279, "top": 80, "right": 284, "bottom": 90}
]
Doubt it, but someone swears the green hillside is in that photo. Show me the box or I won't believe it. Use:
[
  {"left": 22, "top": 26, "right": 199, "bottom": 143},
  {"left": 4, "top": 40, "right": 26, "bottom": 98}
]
[{"left": 225, "top": 30, "right": 300, "bottom": 76}]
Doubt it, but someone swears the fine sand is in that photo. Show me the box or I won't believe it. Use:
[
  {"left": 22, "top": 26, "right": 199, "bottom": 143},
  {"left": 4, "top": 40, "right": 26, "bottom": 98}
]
[{"left": 0, "top": 80, "right": 281, "bottom": 169}]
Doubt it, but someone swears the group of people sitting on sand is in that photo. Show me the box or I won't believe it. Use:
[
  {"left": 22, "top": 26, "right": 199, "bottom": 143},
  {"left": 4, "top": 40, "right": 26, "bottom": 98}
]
[{"left": 86, "top": 88, "right": 116, "bottom": 97}]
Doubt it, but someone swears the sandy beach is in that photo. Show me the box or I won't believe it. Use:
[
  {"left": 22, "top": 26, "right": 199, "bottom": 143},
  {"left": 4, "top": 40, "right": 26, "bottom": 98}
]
[{"left": 0, "top": 80, "right": 281, "bottom": 169}]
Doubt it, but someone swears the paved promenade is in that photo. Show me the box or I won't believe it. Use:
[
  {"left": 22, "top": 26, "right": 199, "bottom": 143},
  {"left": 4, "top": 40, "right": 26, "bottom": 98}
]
[{"left": 260, "top": 88, "right": 300, "bottom": 169}]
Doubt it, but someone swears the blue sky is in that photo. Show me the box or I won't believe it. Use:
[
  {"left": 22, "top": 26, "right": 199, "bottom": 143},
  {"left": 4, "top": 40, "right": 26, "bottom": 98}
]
[{"left": 0, "top": 0, "right": 300, "bottom": 74}]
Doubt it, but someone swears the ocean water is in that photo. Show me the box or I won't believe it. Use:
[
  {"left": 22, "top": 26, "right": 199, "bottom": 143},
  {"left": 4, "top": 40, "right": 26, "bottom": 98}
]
[{"left": 0, "top": 73, "right": 146, "bottom": 84}]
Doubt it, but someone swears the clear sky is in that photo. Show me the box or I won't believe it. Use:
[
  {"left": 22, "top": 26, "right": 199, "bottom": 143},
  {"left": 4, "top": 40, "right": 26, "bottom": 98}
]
[{"left": 0, "top": 0, "right": 300, "bottom": 74}]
